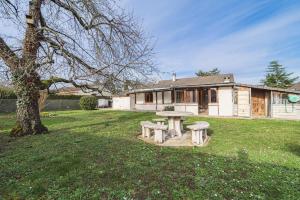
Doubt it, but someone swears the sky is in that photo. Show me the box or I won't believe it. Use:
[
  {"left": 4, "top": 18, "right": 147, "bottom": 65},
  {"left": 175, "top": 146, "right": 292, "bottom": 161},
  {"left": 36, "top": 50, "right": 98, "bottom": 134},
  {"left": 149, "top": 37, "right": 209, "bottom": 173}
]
[{"left": 121, "top": 0, "right": 300, "bottom": 84}]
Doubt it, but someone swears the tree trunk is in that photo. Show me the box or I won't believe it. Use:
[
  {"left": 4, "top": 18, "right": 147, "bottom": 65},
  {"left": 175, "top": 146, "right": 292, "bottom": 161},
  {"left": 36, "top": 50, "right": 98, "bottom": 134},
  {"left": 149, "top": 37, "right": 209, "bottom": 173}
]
[{"left": 10, "top": 70, "right": 48, "bottom": 137}]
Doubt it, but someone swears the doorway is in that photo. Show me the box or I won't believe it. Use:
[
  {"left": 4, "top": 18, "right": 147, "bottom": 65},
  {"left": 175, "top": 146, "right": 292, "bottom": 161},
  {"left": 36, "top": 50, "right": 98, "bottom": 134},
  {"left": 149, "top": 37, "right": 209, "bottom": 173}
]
[
  {"left": 251, "top": 89, "right": 266, "bottom": 117},
  {"left": 198, "top": 88, "right": 209, "bottom": 114}
]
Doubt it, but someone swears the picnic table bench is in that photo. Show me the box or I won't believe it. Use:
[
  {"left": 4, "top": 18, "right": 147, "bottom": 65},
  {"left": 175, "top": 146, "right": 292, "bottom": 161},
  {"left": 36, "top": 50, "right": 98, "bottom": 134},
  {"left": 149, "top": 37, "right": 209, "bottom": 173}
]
[
  {"left": 140, "top": 121, "right": 168, "bottom": 143},
  {"left": 187, "top": 121, "right": 209, "bottom": 145}
]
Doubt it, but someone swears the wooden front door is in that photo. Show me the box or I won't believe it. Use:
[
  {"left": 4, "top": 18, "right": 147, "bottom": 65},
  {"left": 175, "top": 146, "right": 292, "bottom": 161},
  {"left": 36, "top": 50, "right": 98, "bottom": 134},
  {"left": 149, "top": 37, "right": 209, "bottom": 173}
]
[{"left": 251, "top": 89, "right": 266, "bottom": 117}]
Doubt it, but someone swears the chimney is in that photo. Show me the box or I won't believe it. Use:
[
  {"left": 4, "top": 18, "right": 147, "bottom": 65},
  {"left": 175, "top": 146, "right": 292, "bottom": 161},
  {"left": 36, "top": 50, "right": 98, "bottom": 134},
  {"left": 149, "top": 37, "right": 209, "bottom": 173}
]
[
  {"left": 172, "top": 72, "right": 176, "bottom": 82},
  {"left": 224, "top": 76, "right": 231, "bottom": 83}
]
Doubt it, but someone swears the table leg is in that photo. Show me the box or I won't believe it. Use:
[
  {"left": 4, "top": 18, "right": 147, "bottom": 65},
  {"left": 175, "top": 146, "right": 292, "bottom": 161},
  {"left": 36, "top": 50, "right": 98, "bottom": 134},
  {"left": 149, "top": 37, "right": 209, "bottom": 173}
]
[
  {"left": 174, "top": 117, "right": 182, "bottom": 137},
  {"left": 168, "top": 117, "right": 174, "bottom": 130}
]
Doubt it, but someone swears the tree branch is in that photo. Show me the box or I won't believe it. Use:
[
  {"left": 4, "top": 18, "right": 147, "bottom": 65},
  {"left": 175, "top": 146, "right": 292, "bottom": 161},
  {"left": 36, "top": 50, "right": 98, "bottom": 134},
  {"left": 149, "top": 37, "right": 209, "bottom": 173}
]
[
  {"left": 0, "top": 37, "right": 20, "bottom": 70},
  {"left": 41, "top": 76, "right": 104, "bottom": 96}
]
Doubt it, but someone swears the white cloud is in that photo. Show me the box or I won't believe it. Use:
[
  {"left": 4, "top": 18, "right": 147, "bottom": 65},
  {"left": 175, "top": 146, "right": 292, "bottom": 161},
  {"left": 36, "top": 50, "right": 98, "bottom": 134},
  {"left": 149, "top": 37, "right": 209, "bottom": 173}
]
[{"left": 121, "top": 0, "right": 300, "bottom": 83}]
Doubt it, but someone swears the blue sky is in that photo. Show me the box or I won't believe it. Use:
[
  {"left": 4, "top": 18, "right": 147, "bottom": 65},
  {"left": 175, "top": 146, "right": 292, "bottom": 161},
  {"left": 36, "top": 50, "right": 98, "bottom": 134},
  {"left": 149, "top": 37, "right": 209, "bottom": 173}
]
[{"left": 121, "top": 0, "right": 300, "bottom": 83}]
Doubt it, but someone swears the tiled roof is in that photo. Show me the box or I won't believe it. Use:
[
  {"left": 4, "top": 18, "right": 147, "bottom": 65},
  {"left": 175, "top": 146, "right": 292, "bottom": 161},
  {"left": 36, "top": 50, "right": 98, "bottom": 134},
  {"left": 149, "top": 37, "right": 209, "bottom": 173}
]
[{"left": 135, "top": 74, "right": 234, "bottom": 91}]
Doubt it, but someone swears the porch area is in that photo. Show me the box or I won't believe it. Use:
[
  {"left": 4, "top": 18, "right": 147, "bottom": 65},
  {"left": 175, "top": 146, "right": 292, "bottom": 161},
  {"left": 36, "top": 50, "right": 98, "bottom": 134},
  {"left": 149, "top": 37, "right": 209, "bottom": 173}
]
[{"left": 132, "top": 86, "right": 231, "bottom": 116}]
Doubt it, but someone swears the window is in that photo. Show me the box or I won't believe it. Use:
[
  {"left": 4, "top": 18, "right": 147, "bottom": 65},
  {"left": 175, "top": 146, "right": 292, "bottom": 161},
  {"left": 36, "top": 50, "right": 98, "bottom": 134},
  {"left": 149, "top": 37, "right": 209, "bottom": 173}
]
[
  {"left": 210, "top": 89, "right": 217, "bottom": 103},
  {"left": 272, "top": 92, "right": 289, "bottom": 104},
  {"left": 145, "top": 92, "right": 153, "bottom": 103},
  {"left": 185, "top": 90, "right": 196, "bottom": 103},
  {"left": 176, "top": 90, "right": 185, "bottom": 103}
]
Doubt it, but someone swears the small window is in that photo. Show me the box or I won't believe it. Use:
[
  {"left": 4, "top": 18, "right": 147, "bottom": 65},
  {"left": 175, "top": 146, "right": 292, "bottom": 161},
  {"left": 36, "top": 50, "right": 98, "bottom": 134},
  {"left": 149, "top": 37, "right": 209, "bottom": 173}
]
[
  {"left": 210, "top": 89, "right": 217, "bottom": 103},
  {"left": 186, "top": 90, "right": 196, "bottom": 103},
  {"left": 176, "top": 90, "right": 185, "bottom": 103},
  {"left": 145, "top": 92, "right": 153, "bottom": 103}
]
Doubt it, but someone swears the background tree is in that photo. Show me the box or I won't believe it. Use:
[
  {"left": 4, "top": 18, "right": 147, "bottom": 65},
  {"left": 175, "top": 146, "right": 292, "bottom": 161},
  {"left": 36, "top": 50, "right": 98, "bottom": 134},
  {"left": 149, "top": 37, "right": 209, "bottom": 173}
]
[
  {"left": 195, "top": 68, "right": 220, "bottom": 76},
  {"left": 0, "top": 0, "right": 155, "bottom": 136},
  {"left": 261, "top": 61, "right": 298, "bottom": 88}
]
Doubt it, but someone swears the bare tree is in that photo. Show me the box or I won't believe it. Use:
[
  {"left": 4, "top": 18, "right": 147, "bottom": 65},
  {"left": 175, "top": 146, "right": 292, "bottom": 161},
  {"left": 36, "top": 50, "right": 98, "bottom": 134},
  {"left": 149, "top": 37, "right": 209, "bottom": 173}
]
[{"left": 0, "top": 0, "right": 155, "bottom": 136}]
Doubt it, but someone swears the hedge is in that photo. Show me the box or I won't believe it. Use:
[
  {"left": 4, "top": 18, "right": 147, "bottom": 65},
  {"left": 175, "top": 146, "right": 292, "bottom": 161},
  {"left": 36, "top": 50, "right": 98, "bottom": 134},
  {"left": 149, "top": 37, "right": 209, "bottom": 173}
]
[
  {"left": 0, "top": 87, "right": 104, "bottom": 100},
  {"left": 80, "top": 96, "right": 98, "bottom": 110}
]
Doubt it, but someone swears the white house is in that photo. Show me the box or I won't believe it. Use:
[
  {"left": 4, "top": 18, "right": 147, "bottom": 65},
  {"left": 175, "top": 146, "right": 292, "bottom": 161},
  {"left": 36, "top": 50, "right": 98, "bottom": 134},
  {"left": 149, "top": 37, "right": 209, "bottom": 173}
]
[{"left": 116, "top": 74, "right": 300, "bottom": 120}]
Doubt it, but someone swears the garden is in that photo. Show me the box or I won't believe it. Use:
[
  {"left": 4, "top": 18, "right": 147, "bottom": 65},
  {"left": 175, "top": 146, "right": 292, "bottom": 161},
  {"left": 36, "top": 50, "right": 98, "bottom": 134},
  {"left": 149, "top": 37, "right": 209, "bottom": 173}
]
[{"left": 0, "top": 110, "right": 299, "bottom": 199}]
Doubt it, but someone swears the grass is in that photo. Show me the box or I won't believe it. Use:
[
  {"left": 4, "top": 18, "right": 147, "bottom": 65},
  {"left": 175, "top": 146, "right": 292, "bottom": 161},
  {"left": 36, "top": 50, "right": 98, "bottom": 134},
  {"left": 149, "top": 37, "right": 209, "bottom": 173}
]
[{"left": 0, "top": 110, "right": 299, "bottom": 199}]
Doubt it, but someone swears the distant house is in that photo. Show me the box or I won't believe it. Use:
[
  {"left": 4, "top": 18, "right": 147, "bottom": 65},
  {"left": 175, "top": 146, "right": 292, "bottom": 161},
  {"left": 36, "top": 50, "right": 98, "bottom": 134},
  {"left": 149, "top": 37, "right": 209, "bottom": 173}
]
[
  {"left": 290, "top": 82, "right": 300, "bottom": 91},
  {"left": 55, "top": 87, "right": 110, "bottom": 97},
  {"left": 118, "top": 73, "right": 300, "bottom": 120},
  {"left": 55, "top": 87, "right": 112, "bottom": 108}
]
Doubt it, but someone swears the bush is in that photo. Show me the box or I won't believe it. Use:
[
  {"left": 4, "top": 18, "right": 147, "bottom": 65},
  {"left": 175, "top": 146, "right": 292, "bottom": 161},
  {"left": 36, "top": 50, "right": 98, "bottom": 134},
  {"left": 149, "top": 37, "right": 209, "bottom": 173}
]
[
  {"left": 80, "top": 96, "right": 98, "bottom": 110},
  {"left": 163, "top": 106, "right": 174, "bottom": 111}
]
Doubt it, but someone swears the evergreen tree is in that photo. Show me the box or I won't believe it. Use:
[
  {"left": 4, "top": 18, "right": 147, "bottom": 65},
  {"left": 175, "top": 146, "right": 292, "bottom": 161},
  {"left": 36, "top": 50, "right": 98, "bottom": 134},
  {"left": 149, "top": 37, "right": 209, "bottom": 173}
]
[
  {"left": 196, "top": 68, "right": 220, "bottom": 76},
  {"left": 262, "top": 61, "right": 298, "bottom": 89}
]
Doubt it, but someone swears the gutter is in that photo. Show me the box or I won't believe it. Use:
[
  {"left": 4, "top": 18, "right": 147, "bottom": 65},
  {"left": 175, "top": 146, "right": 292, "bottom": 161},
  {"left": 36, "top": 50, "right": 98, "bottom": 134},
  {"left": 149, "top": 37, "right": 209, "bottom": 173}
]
[{"left": 128, "top": 83, "right": 235, "bottom": 93}]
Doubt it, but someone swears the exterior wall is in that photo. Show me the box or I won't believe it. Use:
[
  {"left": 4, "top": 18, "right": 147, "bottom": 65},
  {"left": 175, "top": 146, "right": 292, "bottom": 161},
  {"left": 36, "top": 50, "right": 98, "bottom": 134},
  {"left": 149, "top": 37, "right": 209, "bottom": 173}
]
[
  {"left": 218, "top": 87, "right": 233, "bottom": 116},
  {"left": 98, "top": 99, "right": 109, "bottom": 108},
  {"left": 233, "top": 104, "right": 238, "bottom": 116},
  {"left": 157, "top": 92, "right": 163, "bottom": 104},
  {"left": 136, "top": 93, "right": 144, "bottom": 104},
  {"left": 237, "top": 87, "right": 251, "bottom": 117},
  {"left": 208, "top": 104, "right": 219, "bottom": 116},
  {"left": 272, "top": 104, "right": 300, "bottom": 120},
  {"left": 135, "top": 104, "right": 157, "bottom": 111},
  {"left": 112, "top": 97, "right": 131, "bottom": 110},
  {"left": 174, "top": 104, "right": 198, "bottom": 115},
  {"left": 129, "top": 94, "right": 135, "bottom": 109},
  {"left": 164, "top": 91, "right": 172, "bottom": 104}
]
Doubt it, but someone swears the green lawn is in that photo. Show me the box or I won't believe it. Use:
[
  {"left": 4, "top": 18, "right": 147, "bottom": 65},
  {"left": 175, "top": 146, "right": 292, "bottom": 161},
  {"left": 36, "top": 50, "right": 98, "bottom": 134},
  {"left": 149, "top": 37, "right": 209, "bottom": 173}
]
[{"left": 0, "top": 110, "right": 299, "bottom": 199}]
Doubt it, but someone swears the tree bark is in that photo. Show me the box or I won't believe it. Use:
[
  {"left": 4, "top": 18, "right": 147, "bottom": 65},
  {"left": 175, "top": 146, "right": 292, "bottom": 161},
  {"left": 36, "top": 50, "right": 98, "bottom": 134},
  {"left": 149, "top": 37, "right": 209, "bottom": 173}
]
[
  {"left": 10, "top": 0, "right": 48, "bottom": 136},
  {"left": 10, "top": 69, "right": 48, "bottom": 137}
]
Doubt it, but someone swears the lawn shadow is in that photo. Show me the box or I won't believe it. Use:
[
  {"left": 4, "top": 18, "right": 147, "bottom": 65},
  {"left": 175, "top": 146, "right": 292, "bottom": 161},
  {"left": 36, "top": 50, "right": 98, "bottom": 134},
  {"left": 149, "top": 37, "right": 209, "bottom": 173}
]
[{"left": 285, "top": 143, "right": 300, "bottom": 157}]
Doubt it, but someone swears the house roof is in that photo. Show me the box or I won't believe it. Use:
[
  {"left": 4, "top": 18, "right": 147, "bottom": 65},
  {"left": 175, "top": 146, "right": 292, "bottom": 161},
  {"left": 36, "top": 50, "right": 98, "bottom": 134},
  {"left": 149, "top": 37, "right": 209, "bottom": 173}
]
[
  {"left": 131, "top": 74, "right": 235, "bottom": 92},
  {"left": 290, "top": 82, "right": 300, "bottom": 91}
]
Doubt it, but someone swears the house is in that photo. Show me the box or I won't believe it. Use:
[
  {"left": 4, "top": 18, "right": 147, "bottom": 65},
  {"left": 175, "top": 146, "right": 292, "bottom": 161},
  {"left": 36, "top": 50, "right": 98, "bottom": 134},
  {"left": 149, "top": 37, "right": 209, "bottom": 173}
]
[
  {"left": 290, "top": 82, "right": 300, "bottom": 91},
  {"left": 54, "top": 87, "right": 112, "bottom": 108},
  {"left": 123, "top": 73, "right": 300, "bottom": 120}
]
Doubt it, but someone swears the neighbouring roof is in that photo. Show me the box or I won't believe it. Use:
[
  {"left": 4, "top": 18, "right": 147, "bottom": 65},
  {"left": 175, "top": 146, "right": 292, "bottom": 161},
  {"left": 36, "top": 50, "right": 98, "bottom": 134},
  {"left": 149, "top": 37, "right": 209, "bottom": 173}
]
[
  {"left": 236, "top": 84, "right": 300, "bottom": 94},
  {"left": 290, "top": 82, "right": 300, "bottom": 91},
  {"left": 131, "top": 74, "right": 235, "bottom": 92},
  {"left": 53, "top": 87, "right": 112, "bottom": 97}
]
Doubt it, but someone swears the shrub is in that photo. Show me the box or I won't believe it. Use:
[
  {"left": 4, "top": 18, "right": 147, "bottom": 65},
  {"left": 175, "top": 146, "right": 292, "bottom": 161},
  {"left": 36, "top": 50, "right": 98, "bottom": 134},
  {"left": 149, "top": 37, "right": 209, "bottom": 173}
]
[
  {"left": 163, "top": 106, "right": 174, "bottom": 111},
  {"left": 80, "top": 96, "right": 98, "bottom": 110}
]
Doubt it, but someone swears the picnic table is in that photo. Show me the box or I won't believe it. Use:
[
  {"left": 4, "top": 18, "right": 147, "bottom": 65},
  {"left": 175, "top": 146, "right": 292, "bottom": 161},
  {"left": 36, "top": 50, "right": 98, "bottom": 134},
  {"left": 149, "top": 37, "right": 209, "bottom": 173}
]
[{"left": 156, "top": 111, "right": 193, "bottom": 137}]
